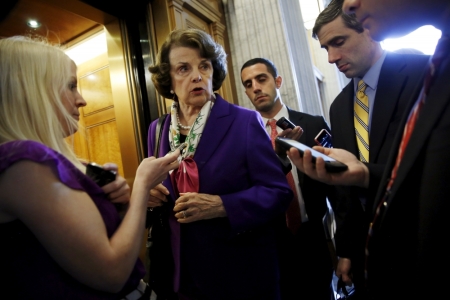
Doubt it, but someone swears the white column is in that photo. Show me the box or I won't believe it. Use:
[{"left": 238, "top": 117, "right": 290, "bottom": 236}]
[
  {"left": 279, "top": 0, "right": 324, "bottom": 116},
  {"left": 223, "top": 0, "right": 324, "bottom": 117}
]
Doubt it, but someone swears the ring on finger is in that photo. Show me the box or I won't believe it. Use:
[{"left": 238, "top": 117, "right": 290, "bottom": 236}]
[{"left": 182, "top": 210, "right": 187, "bottom": 218}]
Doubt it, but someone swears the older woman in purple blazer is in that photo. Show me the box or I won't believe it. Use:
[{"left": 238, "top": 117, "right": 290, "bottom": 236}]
[{"left": 146, "top": 28, "right": 292, "bottom": 300}]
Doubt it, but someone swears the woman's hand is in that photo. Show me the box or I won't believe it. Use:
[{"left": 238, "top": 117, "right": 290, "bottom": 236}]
[
  {"left": 101, "top": 163, "right": 130, "bottom": 205},
  {"left": 134, "top": 150, "right": 181, "bottom": 192},
  {"left": 147, "top": 183, "right": 169, "bottom": 209},
  {"left": 173, "top": 192, "right": 227, "bottom": 223}
]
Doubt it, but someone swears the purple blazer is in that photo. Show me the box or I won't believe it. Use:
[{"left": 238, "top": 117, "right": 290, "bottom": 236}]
[{"left": 147, "top": 95, "right": 292, "bottom": 299}]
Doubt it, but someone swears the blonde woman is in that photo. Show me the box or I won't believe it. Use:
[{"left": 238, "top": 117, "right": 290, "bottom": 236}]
[{"left": 0, "top": 36, "right": 179, "bottom": 299}]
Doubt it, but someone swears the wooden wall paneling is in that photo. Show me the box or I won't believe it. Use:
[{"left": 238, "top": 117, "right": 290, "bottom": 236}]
[
  {"left": 210, "top": 21, "right": 234, "bottom": 103},
  {"left": 68, "top": 118, "right": 90, "bottom": 164},
  {"left": 183, "top": 8, "right": 209, "bottom": 30},
  {"left": 74, "top": 50, "right": 125, "bottom": 176},
  {"left": 86, "top": 120, "right": 123, "bottom": 176},
  {"left": 80, "top": 67, "right": 114, "bottom": 115},
  {"left": 170, "top": 0, "right": 185, "bottom": 30},
  {"left": 77, "top": 54, "right": 124, "bottom": 176}
]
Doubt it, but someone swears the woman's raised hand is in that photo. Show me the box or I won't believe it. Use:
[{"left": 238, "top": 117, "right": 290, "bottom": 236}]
[{"left": 135, "top": 150, "right": 181, "bottom": 191}]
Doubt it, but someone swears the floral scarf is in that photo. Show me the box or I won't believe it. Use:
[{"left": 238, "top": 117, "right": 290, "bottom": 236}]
[{"left": 168, "top": 99, "right": 214, "bottom": 193}]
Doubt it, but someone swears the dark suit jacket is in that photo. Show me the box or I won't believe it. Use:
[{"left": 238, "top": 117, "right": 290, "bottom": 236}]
[
  {"left": 287, "top": 108, "right": 332, "bottom": 223},
  {"left": 277, "top": 108, "right": 333, "bottom": 300},
  {"left": 329, "top": 52, "right": 429, "bottom": 288},
  {"left": 147, "top": 95, "right": 292, "bottom": 299},
  {"left": 366, "top": 42, "right": 450, "bottom": 299}
]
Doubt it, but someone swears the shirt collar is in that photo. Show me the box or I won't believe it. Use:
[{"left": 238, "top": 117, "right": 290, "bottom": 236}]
[
  {"left": 354, "top": 50, "right": 387, "bottom": 92},
  {"left": 262, "top": 104, "right": 289, "bottom": 125}
]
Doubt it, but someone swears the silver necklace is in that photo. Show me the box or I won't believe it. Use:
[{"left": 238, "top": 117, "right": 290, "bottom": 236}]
[{"left": 176, "top": 112, "right": 191, "bottom": 130}]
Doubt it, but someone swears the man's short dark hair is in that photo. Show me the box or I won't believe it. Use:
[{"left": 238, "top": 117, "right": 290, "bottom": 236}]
[
  {"left": 240, "top": 58, "right": 278, "bottom": 84},
  {"left": 312, "top": 0, "right": 363, "bottom": 39}
]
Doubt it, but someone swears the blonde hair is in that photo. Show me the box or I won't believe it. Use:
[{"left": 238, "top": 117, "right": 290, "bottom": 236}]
[{"left": 0, "top": 36, "right": 84, "bottom": 170}]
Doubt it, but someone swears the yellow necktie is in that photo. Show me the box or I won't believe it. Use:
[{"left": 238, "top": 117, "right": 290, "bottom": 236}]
[{"left": 354, "top": 80, "right": 369, "bottom": 162}]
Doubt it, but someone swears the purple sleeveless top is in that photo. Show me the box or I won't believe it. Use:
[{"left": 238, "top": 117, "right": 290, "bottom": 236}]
[{"left": 0, "top": 140, "right": 145, "bottom": 299}]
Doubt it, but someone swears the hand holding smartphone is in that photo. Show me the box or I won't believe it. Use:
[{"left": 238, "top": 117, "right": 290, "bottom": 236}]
[
  {"left": 166, "top": 143, "right": 187, "bottom": 164},
  {"left": 275, "top": 117, "right": 304, "bottom": 142},
  {"left": 314, "top": 129, "right": 333, "bottom": 148},
  {"left": 276, "top": 117, "right": 296, "bottom": 130},
  {"left": 275, "top": 137, "right": 348, "bottom": 173},
  {"left": 86, "top": 163, "right": 117, "bottom": 187}
]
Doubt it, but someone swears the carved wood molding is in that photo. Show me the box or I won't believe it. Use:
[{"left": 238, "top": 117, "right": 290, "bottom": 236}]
[
  {"left": 183, "top": 0, "right": 221, "bottom": 22},
  {"left": 211, "top": 21, "right": 225, "bottom": 39}
]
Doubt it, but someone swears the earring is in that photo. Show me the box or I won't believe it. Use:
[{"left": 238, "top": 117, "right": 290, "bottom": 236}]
[{"left": 170, "top": 89, "right": 174, "bottom": 94}]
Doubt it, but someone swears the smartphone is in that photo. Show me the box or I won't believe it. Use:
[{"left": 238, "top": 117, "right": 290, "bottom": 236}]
[
  {"left": 276, "top": 117, "right": 296, "bottom": 130},
  {"left": 314, "top": 129, "right": 333, "bottom": 148},
  {"left": 275, "top": 137, "right": 348, "bottom": 173},
  {"left": 176, "top": 142, "right": 187, "bottom": 152},
  {"left": 166, "top": 142, "right": 187, "bottom": 156},
  {"left": 86, "top": 162, "right": 117, "bottom": 187}
]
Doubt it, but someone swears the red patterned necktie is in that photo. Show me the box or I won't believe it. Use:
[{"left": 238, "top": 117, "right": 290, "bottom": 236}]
[
  {"left": 268, "top": 119, "right": 302, "bottom": 234},
  {"left": 365, "top": 35, "right": 450, "bottom": 282}
]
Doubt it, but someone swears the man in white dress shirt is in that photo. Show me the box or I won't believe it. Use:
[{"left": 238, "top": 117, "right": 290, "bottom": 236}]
[{"left": 241, "top": 57, "right": 333, "bottom": 300}]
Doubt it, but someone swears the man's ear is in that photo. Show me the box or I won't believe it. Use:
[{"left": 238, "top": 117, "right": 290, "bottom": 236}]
[{"left": 275, "top": 75, "right": 283, "bottom": 89}]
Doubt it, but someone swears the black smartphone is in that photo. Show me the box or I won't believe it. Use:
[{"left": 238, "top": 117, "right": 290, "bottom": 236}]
[
  {"left": 166, "top": 142, "right": 188, "bottom": 157},
  {"left": 314, "top": 129, "right": 333, "bottom": 148},
  {"left": 275, "top": 137, "right": 348, "bottom": 173},
  {"left": 86, "top": 162, "right": 117, "bottom": 187},
  {"left": 276, "top": 117, "right": 296, "bottom": 130}
]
